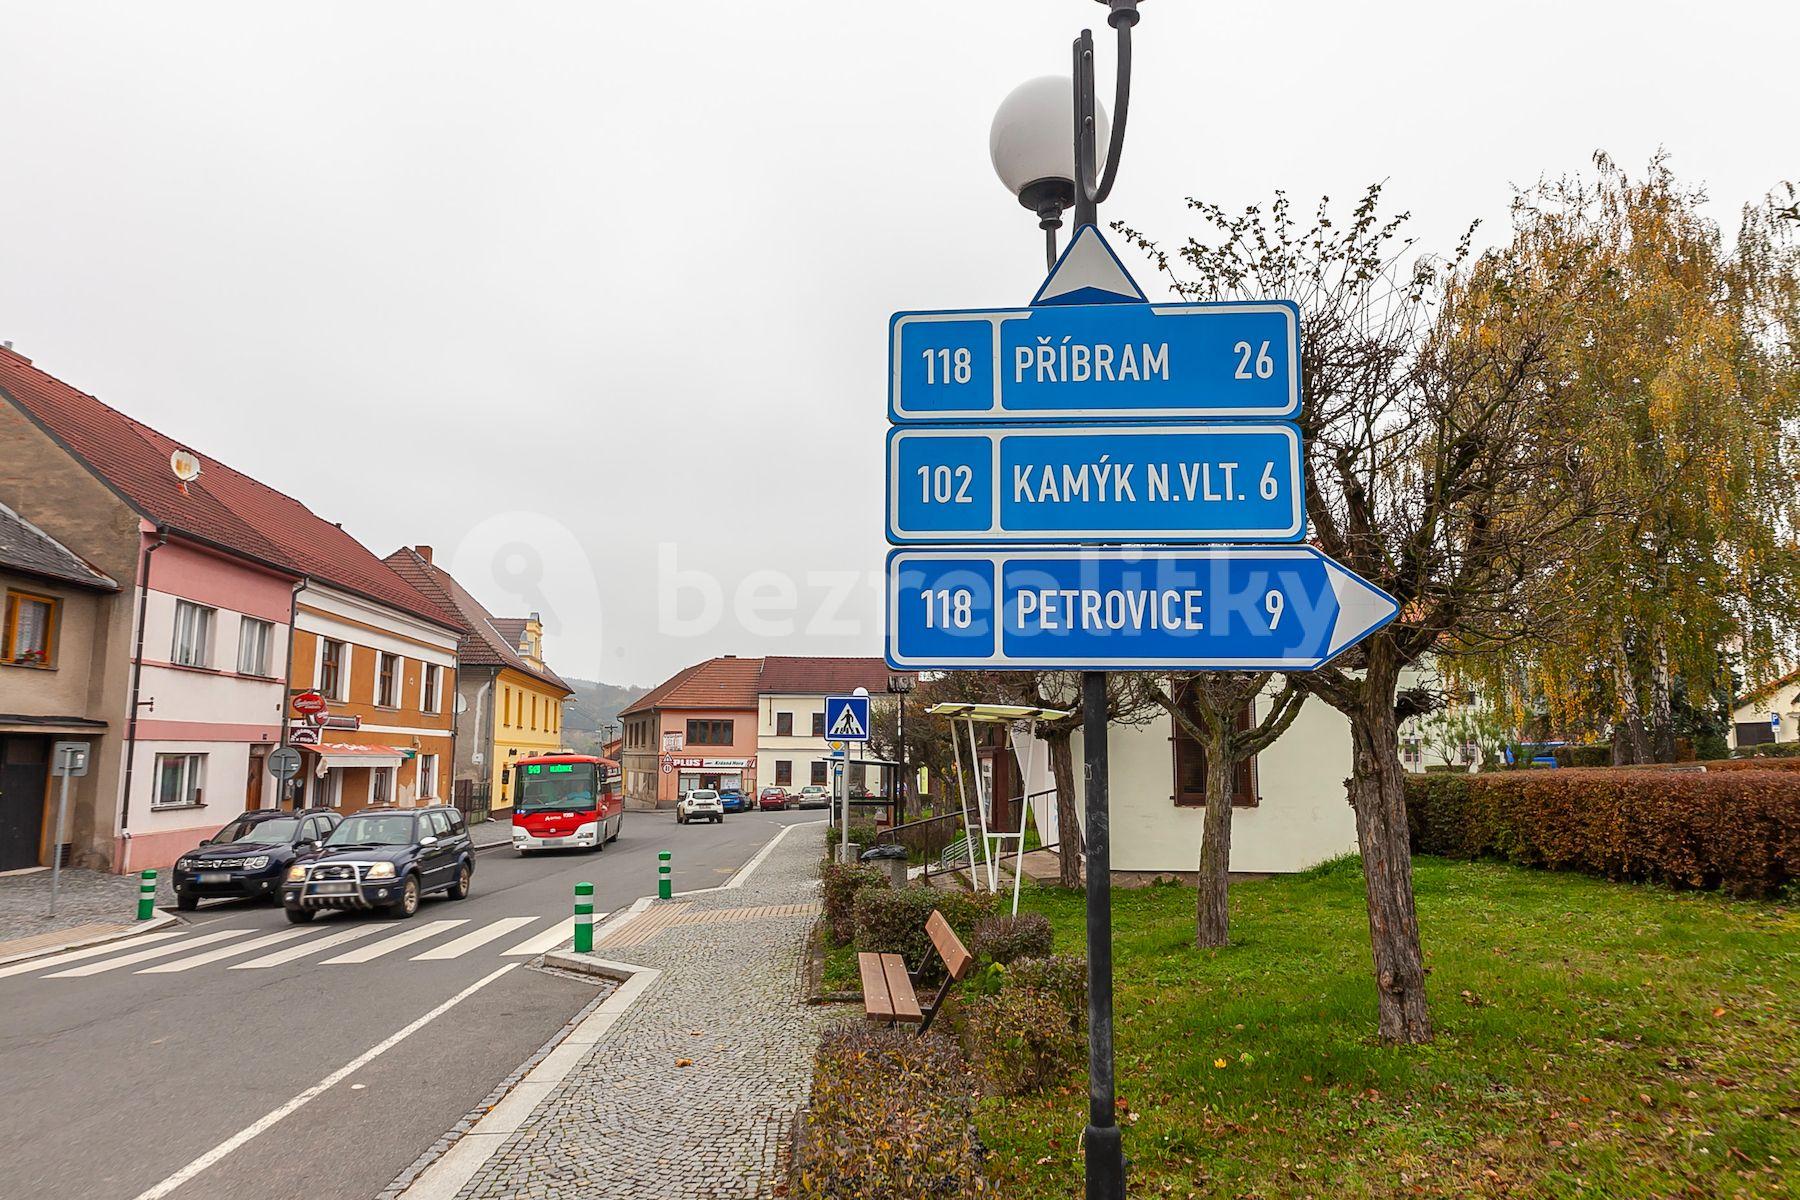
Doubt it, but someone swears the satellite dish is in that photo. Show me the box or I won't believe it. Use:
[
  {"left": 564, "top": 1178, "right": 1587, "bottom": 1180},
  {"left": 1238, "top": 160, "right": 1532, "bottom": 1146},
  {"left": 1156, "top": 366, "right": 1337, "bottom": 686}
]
[{"left": 169, "top": 449, "right": 202, "bottom": 490}]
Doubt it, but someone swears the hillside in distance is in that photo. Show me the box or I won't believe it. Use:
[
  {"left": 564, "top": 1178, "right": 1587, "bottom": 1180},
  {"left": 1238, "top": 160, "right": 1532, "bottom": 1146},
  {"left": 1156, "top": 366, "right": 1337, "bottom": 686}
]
[{"left": 560, "top": 677, "right": 651, "bottom": 754}]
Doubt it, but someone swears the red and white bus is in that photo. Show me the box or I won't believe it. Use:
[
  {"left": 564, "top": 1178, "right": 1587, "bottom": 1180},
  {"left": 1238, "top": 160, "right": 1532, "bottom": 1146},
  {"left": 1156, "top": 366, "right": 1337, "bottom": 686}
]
[{"left": 510, "top": 753, "right": 623, "bottom": 854}]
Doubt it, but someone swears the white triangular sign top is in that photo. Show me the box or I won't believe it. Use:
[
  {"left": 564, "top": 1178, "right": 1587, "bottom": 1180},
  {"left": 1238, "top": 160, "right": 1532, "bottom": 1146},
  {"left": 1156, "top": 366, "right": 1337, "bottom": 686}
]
[
  {"left": 829, "top": 705, "right": 866, "bottom": 738},
  {"left": 1031, "top": 224, "right": 1148, "bottom": 307}
]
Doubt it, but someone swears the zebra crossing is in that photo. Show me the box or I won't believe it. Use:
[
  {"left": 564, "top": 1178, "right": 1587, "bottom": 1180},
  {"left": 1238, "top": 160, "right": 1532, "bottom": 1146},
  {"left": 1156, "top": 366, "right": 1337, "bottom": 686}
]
[{"left": 0, "top": 914, "right": 581, "bottom": 982}]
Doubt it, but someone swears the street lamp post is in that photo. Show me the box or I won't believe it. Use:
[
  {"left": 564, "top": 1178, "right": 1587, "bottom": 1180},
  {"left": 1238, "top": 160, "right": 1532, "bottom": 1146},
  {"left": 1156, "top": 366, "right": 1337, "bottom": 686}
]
[{"left": 990, "top": 5, "right": 1143, "bottom": 1198}]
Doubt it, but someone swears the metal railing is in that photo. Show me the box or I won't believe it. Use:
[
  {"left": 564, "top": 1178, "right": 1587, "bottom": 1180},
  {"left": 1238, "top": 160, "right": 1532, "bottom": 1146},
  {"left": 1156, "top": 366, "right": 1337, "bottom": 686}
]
[{"left": 875, "top": 789, "right": 1064, "bottom": 882}]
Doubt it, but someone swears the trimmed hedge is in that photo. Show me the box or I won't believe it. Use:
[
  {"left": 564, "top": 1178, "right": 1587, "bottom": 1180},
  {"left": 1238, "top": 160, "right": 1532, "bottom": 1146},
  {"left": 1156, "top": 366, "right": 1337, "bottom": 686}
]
[
  {"left": 791, "top": 1024, "right": 987, "bottom": 1199},
  {"left": 969, "top": 913, "right": 1054, "bottom": 966},
  {"left": 852, "top": 886, "right": 998, "bottom": 981},
  {"left": 1406, "top": 768, "right": 1798, "bottom": 897},
  {"left": 821, "top": 863, "right": 887, "bottom": 945}
]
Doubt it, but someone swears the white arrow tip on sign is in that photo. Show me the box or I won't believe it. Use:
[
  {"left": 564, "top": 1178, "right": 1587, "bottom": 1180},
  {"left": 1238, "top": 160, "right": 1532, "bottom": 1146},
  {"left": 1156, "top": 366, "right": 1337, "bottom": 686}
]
[{"left": 1324, "top": 562, "right": 1399, "bottom": 655}]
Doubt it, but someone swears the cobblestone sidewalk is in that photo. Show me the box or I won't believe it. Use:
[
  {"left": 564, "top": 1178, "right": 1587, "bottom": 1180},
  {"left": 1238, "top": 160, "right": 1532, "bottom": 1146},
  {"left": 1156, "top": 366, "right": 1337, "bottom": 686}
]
[
  {"left": 0, "top": 866, "right": 175, "bottom": 949},
  {"left": 454, "top": 822, "right": 829, "bottom": 1200}
]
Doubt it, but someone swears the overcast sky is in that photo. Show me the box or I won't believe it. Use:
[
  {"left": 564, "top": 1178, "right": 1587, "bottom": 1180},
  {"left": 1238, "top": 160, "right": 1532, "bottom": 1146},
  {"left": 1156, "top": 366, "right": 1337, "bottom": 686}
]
[{"left": 2, "top": 1, "right": 1793, "bottom": 687}]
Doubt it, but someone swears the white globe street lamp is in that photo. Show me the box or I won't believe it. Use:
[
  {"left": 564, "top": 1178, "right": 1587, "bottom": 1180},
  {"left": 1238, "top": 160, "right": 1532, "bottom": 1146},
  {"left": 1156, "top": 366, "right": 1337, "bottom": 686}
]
[{"left": 989, "top": 76, "right": 1110, "bottom": 232}]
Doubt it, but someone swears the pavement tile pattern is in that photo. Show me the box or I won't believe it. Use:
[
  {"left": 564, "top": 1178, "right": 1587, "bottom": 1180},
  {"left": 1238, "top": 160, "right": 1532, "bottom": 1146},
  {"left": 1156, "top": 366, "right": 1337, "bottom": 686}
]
[
  {"left": 0, "top": 866, "right": 175, "bottom": 948},
  {"left": 455, "top": 825, "right": 829, "bottom": 1199}
]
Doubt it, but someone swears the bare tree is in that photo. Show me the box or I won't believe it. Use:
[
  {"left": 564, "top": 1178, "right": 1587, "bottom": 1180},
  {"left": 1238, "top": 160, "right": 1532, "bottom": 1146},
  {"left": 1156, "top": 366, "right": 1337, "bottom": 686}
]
[
  {"left": 1123, "top": 187, "right": 1601, "bottom": 1043},
  {"left": 1144, "top": 673, "right": 1305, "bottom": 947}
]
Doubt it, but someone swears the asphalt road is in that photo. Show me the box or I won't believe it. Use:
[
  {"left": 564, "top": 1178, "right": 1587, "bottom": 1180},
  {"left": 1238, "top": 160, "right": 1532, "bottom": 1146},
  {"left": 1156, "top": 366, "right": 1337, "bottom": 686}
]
[{"left": 0, "top": 808, "right": 822, "bottom": 1200}]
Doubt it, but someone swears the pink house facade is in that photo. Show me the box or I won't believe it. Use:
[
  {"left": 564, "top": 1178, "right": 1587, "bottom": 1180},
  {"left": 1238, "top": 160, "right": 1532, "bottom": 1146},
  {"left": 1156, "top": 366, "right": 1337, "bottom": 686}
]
[
  {"left": 619, "top": 657, "right": 762, "bottom": 809},
  {"left": 121, "top": 531, "right": 297, "bottom": 870}
]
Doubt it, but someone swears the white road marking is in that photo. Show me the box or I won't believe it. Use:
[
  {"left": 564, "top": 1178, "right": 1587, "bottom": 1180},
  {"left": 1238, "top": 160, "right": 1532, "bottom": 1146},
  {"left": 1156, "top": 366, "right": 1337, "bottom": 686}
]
[
  {"left": 128, "top": 963, "right": 520, "bottom": 1200},
  {"left": 501, "top": 918, "right": 578, "bottom": 957},
  {"left": 412, "top": 916, "right": 538, "bottom": 961},
  {"left": 137, "top": 928, "right": 315, "bottom": 974},
  {"left": 230, "top": 924, "right": 380, "bottom": 968},
  {"left": 0, "top": 931, "right": 184, "bottom": 979},
  {"left": 323, "top": 919, "right": 466, "bottom": 964},
  {"left": 44, "top": 930, "right": 250, "bottom": 978}
]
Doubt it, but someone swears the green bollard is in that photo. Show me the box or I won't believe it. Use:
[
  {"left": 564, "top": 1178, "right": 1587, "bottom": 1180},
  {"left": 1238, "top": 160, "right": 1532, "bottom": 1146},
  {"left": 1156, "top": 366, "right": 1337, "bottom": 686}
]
[
  {"left": 658, "top": 850, "right": 672, "bottom": 900},
  {"left": 138, "top": 869, "right": 157, "bottom": 921},
  {"left": 574, "top": 882, "right": 594, "bottom": 953}
]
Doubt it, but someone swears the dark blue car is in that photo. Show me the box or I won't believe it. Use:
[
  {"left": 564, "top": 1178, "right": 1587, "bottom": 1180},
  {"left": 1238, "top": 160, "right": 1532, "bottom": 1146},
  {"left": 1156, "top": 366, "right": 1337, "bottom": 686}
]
[
  {"left": 172, "top": 809, "right": 340, "bottom": 910},
  {"left": 283, "top": 806, "right": 473, "bottom": 922},
  {"left": 717, "top": 790, "right": 749, "bottom": 814}
]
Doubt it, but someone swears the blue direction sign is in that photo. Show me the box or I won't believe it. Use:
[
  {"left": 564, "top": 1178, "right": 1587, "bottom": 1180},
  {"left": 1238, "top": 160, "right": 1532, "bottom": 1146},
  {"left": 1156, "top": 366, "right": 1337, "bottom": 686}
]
[
  {"left": 886, "top": 423, "right": 1303, "bottom": 545},
  {"left": 824, "top": 695, "right": 871, "bottom": 742},
  {"left": 889, "top": 298, "right": 1300, "bottom": 423},
  {"left": 884, "top": 546, "right": 1397, "bottom": 671}
]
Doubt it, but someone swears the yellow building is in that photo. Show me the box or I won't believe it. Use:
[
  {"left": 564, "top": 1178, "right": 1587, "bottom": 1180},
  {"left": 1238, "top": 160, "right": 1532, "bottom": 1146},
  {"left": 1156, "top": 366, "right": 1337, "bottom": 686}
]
[{"left": 384, "top": 548, "right": 573, "bottom": 817}]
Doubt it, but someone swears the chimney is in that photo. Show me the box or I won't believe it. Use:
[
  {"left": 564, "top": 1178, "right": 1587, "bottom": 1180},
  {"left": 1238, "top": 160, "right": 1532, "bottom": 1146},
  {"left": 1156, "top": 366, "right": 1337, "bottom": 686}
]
[{"left": 416, "top": 545, "right": 434, "bottom": 564}]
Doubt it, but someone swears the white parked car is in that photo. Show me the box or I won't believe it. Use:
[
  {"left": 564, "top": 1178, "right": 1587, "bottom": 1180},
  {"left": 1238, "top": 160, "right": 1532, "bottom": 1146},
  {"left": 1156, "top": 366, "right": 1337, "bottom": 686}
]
[{"left": 676, "top": 789, "right": 724, "bottom": 825}]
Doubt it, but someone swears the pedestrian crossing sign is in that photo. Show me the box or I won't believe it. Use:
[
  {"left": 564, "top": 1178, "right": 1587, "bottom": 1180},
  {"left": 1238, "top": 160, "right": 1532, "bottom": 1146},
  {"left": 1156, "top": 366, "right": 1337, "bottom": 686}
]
[{"left": 824, "top": 695, "right": 870, "bottom": 742}]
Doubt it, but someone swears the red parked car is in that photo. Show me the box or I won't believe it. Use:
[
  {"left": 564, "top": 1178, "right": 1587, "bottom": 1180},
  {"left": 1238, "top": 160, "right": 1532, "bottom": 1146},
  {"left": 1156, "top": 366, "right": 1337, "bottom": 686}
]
[{"left": 758, "top": 787, "right": 789, "bottom": 811}]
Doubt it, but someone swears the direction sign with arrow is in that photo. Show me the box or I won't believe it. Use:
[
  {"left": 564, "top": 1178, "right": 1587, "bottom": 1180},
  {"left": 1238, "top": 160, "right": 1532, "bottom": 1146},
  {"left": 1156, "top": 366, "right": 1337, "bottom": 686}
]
[
  {"left": 887, "top": 422, "right": 1303, "bottom": 544},
  {"left": 885, "top": 546, "right": 1397, "bottom": 671},
  {"left": 890, "top": 227, "right": 1300, "bottom": 424}
]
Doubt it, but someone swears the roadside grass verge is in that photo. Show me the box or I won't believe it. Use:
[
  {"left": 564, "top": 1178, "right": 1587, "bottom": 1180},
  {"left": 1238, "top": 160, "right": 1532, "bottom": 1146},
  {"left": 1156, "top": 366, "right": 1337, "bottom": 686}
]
[{"left": 976, "top": 858, "right": 1796, "bottom": 1199}]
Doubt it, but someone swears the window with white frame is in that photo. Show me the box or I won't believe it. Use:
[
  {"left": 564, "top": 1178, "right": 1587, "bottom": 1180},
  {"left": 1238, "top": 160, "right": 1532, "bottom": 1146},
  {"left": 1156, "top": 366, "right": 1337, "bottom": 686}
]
[
  {"left": 154, "top": 753, "right": 206, "bottom": 808},
  {"left": 417, "top": 753, "right": 439, "bottom": 800},
  {"left": 376, "top": 652, "right": 400, "bottom": 707},
  {"left": 420, "top": 663, "right": 441, "bottom": 714},
  {"left": 320, "top": 639, "right": 348, "bottom": 700},
  {"left": 371, "top": 765, "right": 395, "bottom": 805},
  {"left": 172, "top": 601, "right": 215, "bottom": 667},
  {"left": 238, "top": 618, "right": 274, "bottom": 676},
  {"left": 311, "top": 768, "right": 342, "bottom": 809}
]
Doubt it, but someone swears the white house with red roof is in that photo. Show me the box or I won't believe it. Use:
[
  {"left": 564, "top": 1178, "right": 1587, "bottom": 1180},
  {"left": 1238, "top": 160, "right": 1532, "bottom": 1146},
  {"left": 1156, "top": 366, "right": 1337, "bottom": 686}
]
[{"left": 0, "top": 344, "right": 463, "bottom": 871}]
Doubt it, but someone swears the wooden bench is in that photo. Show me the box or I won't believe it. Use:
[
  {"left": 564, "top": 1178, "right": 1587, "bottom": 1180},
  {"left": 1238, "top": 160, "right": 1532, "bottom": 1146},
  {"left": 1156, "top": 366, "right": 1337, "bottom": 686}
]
[{"left": 858, "top": 910, "right": 975, "bottom": 1035}]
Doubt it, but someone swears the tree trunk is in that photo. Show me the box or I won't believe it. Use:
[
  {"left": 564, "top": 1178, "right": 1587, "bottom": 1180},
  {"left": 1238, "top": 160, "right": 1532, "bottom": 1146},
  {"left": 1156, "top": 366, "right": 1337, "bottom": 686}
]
[
  {"left": 1195, "top": 727, "right": 1236, "bottom": 948},
  {"left": 1046, "top": 729, "right": 1084, "bottom": 889},
  {"left": 1610, "top": 632, "right": 1651, "bottom": 765},
  {"left": 1345, "top": 667, "right": 1432, "bottom": 1044},
  {"left": 1647, "top": 620, "right": 1677, "bottom": 763}
]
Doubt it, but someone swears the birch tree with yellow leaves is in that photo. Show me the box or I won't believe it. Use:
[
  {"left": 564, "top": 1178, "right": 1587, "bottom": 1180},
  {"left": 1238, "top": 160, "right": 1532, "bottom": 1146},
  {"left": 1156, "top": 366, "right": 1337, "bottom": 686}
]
[{"left": 1495, "top": 156, "right": 1800, "bottom": 761}]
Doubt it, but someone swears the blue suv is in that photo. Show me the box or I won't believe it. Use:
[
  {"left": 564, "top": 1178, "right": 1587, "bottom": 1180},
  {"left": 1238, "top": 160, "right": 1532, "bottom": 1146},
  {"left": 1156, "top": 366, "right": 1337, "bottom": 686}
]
[{"left": 283, "top": 805, "right": 473, "bottom": 922}]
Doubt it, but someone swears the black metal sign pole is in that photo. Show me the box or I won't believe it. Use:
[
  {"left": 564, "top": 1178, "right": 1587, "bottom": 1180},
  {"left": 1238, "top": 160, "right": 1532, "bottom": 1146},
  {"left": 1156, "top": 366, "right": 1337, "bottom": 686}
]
[{"left": 1073, "top": 21, "right": 1126, "bottom": 1200}]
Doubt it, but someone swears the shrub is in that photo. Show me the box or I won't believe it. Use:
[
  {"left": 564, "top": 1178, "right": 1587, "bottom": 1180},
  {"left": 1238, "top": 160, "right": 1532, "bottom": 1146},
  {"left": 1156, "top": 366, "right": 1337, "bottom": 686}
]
[
  {"left": 964, "top": 986, "right": 1083, "bottom": 1095},
  {"left": 821, "top": 863, "right": 886, "bottom": 945},
  {"left": 1731, "top": 740, "right": 1800, "bottom": 760},
  {"left": 1002, "top": 953, "right": 1088, "bottom": 1022},
  {"left": 827, "top": 820, "right": 882, "bottom": 854},
  {"left": 963, "top": 953, "right": 1088, "bottom": 1095},
  {"left": 791, "top": 1024, "right": 986, "bottom": 1199},
  {"left": 852, "top": 886, "right": 998, "bottom": 981},
  {"left": 1405, "top": 768, "right": 1799, "bottom": 897},
  {"left": 970, "top": 913, "right": 1053, "bottom": 965},
  {"left": 1552, "top": 744, "right": 1613, "bottom": 769}
]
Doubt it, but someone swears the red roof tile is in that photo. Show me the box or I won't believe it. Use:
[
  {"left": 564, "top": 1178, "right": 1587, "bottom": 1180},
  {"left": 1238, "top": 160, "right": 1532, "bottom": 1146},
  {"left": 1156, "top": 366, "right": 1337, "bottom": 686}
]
[
  {"left": 384, "top": 548, "right": 572, "bottom": 694},
  {"left": 758, "top": 656, "right": 912, "bottom": 696},
  {"left": 0, "top": 347, "right": 460, "bottom": 631},
  {"left": 621, "top": 656, "right": 764, "bottom": 716}
]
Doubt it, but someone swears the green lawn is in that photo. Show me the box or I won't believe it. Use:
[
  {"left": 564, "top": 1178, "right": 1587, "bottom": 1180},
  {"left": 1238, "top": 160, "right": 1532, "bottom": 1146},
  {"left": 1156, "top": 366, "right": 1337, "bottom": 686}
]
[{"left": 975, "top": 858, "right": 1797, "bottom": 1199}]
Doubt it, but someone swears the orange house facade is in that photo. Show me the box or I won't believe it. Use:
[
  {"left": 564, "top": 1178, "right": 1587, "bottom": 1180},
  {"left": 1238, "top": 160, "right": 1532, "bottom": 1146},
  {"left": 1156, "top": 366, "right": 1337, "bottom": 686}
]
[{"left": 285, "top": 581, "right": 459, "bottom": 812}]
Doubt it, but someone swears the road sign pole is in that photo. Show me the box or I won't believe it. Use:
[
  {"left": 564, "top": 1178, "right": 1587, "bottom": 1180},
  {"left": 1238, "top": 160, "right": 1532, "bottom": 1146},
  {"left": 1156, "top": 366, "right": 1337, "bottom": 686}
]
[
  {"left": 1074, "top": 25, "right": 1123, "bottom": 1200},
  {"left": 1081, "top": 668, "right": 1124, "bottom": 1199},
  {"left": 47, "top": 753, "right": 73, "bottom": 918}
]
